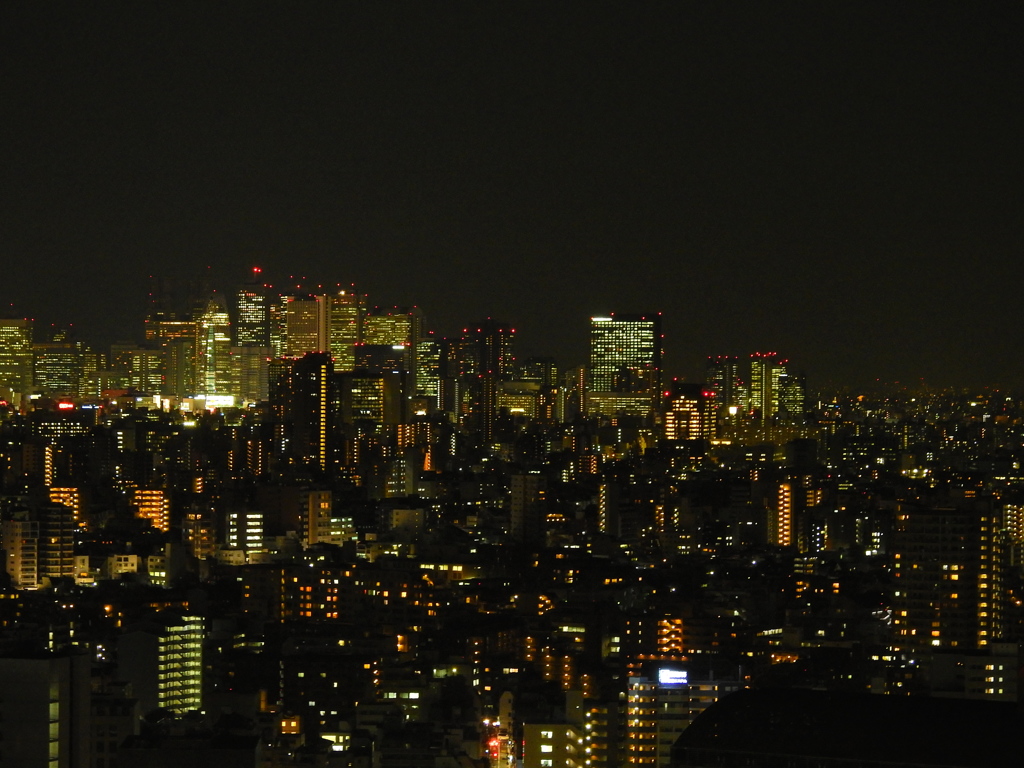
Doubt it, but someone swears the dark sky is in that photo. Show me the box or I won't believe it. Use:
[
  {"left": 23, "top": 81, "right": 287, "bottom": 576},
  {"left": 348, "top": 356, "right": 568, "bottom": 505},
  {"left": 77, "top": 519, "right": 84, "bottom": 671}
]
[{"left": 2, "top": 3, "right": 1022, "bottom": 388}]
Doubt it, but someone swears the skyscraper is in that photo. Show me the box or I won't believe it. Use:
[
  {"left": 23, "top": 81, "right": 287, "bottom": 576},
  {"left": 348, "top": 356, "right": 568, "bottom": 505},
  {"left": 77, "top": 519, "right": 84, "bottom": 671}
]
[
  {"left": 325, "top": 288, "right": 365, "bottom": 371},
  {"left": 589, "top": 314, "right": 661, "bottom": 392},
  {"left": 463, "top": 319, "right": 514, "bottom": 440},
  {"left": 283, "top": 294, "right": 327, "bottom": 356},
  {"left": 33, "top": 338, "right": 86, "bottom": 399},
  {"left": 235, "top": 267, "right": 271, "bottom": 347},
  {"left": 0, "top": 316, "right": 33, "bottom": 407},
  {"left": 748, "top": 352, "right": 787, "bottom": 420},
  {"left": 271, "top": 352, "right": 335, "bottom": 472},
  {"left": 705, "top": 355, "right": 745, "bottom": 411},
  {"left": 587, "top": 313, "right": 661, "bottom": 416},
  {"left": 194, "top": 294, "right": 232, "bottom": 398}
]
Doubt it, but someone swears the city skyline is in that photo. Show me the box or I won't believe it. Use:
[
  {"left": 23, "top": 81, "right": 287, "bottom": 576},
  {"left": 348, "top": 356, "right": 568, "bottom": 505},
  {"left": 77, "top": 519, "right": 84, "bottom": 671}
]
[{"left": 3, "top": 4, "right": 1022, "bottom": 388}]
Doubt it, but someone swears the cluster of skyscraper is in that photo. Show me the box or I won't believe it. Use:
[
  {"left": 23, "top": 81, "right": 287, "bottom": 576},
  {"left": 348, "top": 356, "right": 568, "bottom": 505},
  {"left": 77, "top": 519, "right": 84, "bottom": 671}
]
[{"left": 0, "top": 270, "right": 807, "bottom": 447}]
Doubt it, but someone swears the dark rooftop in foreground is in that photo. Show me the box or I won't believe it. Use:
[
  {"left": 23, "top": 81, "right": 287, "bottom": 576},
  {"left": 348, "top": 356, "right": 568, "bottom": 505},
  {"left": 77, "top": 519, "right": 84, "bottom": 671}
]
[{"left": 672, "top": 687, "right": 1023, "bottom": 768}]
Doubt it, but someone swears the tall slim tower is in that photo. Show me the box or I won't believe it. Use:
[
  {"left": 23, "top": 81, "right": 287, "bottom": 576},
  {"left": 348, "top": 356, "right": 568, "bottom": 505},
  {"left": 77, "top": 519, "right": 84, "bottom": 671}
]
[
  {"left": 235, "top": 267, "right": 271, "bottom": 347},
  {"left": 271, "top": 352, "right": 335, "bottom": 472},
  {"left": 0, "top": 317, "right": 34, "bottom": 406},
  {"left": 194, "top": 294, "right": 232, "bottom": 397},
  {"left": 461, "top": 320, "right": 514, "bottom": 442},
  {"left": 748, "top": 352, "right": 787, "bottom": 420}
]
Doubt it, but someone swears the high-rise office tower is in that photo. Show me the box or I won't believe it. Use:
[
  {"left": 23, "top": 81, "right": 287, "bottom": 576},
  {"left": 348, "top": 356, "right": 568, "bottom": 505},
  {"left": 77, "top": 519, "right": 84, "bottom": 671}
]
[
  {"left": 0, "top": 316, "right": 33, "bottom": 406},
  {"left": 163, "top": 337, "right": 196, "bottom": 399},
  {"left": 109, "top": 343, "right": 165, "bottom": 393},
  {"left": 460, "top": 319, "right": 515, "bottom": 441},
  {"left": 363, "top": 306, "right": 422, "bottom": 348},
  {"left": 337, "top": 370, "right": 403, "bottom": 432},
  {"left": 414, "top": 335, "right": 441, "bottom": 410},
  {"left": 235, "top": 267, "right": 272, "bottom": 347},
  {"left": 705, "top": 355, "right": 745, "bottom": 411},
  {"left": 230, "top": 345, "right": 272, "bottom": 404},
  {"left": 587, "top": 313, "right": 661, "bottom": 417},
  {"left": 144, "top": 281, "right": 197, "bottom": 398},
  {"left": 777, "top": 370, "right": 807, "bottom": 419},
  {"left": 589, "top": 313, "right": 661, "bottom": 393},
  {"left": 360, "top": 306, "right": 422, "bottom": 380},
  {"left": 144, "top": 275, "right": 176, "bottom": 342},
  {"left": 194, "top": 294, "right": 232, "bottom": 397},
  {"left": 282, "top": 294, "right": 327, "bottom": 356},
  {"left": 325, "top": 288, "right": 365, "bottom": 371},
  {"left": 518, "top": 356, "right": 559, "bottom": 386},
  {"left": 748, "top": 352, "right": 787, "bottom": 420},
  {"left": 462, "top": 319, "right": 514, "bottom": 377},
  {"left": 33, "top": 340, "right": 85, "bottom": 399}
]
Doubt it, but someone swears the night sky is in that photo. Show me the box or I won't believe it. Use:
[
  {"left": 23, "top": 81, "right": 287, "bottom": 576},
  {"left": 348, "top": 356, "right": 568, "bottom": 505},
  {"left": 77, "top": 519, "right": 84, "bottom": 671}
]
[{"left": 2, "top": 3, "right": 1022, "bottom": 388}]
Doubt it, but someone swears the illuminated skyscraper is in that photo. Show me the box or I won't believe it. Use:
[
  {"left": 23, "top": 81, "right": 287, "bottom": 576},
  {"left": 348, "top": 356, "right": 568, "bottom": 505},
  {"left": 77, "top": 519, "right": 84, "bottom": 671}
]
[
  {"left": 235, "top": 268, "right": 271, "bottom": 347},
  {"left": 748, "top": 352, "right": 788, "bottom": 420},
  {"left": 194, "top": 294, "right": 232, "bottom": 397},
  {"left": 777, "top": 370, "right": 807, "bottom": 419},
  {"left": 230, "top": 345, "right": 272, "bottom": 404},
  {"left": 589, "top": 314, "right": 661, "bottom": 393},
  {"left": 363, "top": 307, "right": 422, "bottom": 348},
  {"left": 109, "top": 343, "right": 165, "bottom": 393},
  {"left": 283, "top": 294, "right": 327, "bottom": 356},
  {"left": 414, "top": 335, "right": 441, "bottom": 409},
  {"left": 0, "top": 317, "right": 33, "bottom": 406},
  {"left": 325, "top": 288, "right": 365, "bottom": 371},
  {"left": 33, "top": 339, "right": 86, "bottom": 398},
  {"left": 587, "top": 314, "right": 661, "bottom": 417}
]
